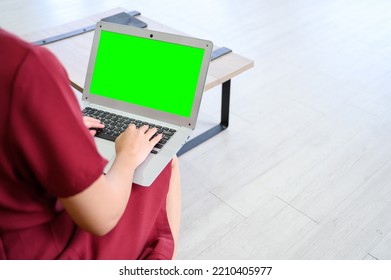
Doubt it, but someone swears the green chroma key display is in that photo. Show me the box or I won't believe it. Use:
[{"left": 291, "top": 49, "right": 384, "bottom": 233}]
[{"left": 90, "top": 30, "right": 205, "bottom": 117}]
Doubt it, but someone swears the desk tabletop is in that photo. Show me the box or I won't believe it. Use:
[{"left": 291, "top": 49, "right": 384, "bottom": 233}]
[{"left": 16, "top": 7, "right": 254, "bottom": 93}]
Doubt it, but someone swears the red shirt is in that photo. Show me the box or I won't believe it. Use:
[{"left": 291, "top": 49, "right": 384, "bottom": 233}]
[{"left": 0, "top": 29, "right": 174, "bottom": 259}]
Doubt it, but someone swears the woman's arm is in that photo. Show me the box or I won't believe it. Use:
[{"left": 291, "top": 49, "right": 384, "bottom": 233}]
[{"left": 59, "top": 124, "right": 162, "bottom": 236}]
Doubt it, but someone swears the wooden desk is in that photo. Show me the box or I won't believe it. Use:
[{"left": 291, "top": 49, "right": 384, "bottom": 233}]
[{"left": 20, "top": 7, "right": 254, "bottom": 155}]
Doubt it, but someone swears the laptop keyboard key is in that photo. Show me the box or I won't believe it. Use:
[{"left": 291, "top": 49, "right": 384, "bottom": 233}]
[{"left": 95, "top": 131, "right": 116, "bottom": 142}]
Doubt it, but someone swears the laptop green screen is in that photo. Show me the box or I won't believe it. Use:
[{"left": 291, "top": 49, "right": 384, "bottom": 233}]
[{"left": 89, "top": 30, "right": 205, "bottom": 118}]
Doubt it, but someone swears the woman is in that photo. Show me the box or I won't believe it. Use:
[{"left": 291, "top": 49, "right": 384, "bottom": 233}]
[{"left": 0, "top": 28, "right": 180, "bottom": 259}]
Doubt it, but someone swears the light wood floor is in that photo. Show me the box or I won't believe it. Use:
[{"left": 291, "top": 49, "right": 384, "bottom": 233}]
[{"left": 2, "top": 0, "right": 391, "bottom": 260}]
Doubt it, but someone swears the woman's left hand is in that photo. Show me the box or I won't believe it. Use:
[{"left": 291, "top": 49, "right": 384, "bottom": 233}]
[{"left": 83, "top": 116, "right": 104, "bottom": 136}]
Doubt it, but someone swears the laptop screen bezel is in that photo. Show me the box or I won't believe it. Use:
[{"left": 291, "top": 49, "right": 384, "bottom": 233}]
[{"left": 82, "top": 21, "right": 213, "bottom": 129}]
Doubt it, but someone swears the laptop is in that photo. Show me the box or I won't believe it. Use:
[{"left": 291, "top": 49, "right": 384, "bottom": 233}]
[{"left": 81, "top": 21, "right": 213, "bottom": 186}]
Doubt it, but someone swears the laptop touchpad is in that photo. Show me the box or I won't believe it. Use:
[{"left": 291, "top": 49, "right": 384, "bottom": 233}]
[{"left": 94, "top": 137, "right": 116, "bottom": 161}]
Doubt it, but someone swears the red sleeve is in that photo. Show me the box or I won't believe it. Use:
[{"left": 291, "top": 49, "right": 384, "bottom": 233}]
[{"left": 10, "top": 46, "right": 107, "bottom": 197}]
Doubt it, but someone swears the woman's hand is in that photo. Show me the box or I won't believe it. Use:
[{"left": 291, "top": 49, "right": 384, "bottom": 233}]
[
  {"left": 115, "top": 124, "right": 162, "bottom": 169},
  {"left": 83, "top": 116, "right": 104, "bottom": 136}
]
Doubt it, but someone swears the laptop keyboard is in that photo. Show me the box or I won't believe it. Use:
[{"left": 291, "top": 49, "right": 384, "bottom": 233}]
[{"left": 82, "top": 107, "right": 176, "bottom": 154}]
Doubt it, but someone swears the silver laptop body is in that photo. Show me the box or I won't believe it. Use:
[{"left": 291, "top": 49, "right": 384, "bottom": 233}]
[{"left": 81, "top": 21, "right": 213, "bottom": 186}]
